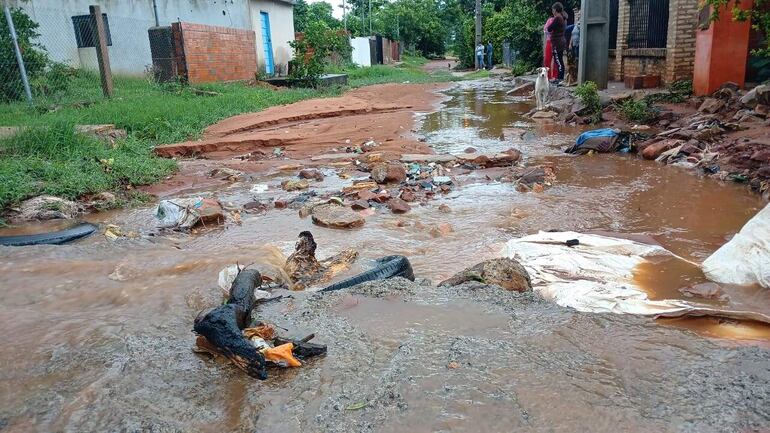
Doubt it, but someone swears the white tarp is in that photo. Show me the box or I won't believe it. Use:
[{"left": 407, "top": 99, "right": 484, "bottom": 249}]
[
  {"left": 702, "top": 203, "right": 770, "bottom": 289},
  {"left": 351, "top": 37, "right": 372, "bottom": 67},
  {"left": 501, "top": 231, "right": 701, "bottom": 315}
]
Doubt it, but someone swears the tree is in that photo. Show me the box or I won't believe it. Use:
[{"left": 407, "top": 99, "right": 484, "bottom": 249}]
[
  {"left": 0, "top": 7, "right": 49, "bottom": 101},
  {"left": 294, "top": 0, "right": 343, "bottom": 33}
]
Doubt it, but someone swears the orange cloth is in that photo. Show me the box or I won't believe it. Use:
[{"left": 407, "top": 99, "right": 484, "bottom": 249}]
[{"left": 262, "top": 343, "right": 302, "bottom": 367}]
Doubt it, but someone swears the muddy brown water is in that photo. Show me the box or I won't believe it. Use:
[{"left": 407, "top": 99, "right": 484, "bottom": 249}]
[{"left": 1, "top": 80, "right": 769, "bottom": 432}]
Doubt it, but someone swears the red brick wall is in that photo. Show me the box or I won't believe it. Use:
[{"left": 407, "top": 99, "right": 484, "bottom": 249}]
[{"left": 171, "top": 22, "right": 257, "bottom": 84}]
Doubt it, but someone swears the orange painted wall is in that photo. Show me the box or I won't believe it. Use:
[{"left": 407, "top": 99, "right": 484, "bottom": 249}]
[{"left": 693, "top": 0, "right": 753, "bottom": 95}]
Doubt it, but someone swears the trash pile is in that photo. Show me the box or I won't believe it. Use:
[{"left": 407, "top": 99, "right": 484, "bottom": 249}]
[
  {"left": 193, "top": 231, "right": 418, "bottom": 378},
  {"left": 193, "top": 267, "right": 327, "bottom": 380},
  {"left": 633, "top": 83, "right": 770, "bottom": 195},
  {"left": 156, "top": 197, "right": 226, "bottom": 231}
]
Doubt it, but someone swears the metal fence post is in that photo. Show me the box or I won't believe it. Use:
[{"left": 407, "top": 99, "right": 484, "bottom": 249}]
[
  {"left": 90, "top": 4, "right": 113, "bottom": 98},
  {"left": 4, "top": 4, "right": 33, "bottom": 105}
]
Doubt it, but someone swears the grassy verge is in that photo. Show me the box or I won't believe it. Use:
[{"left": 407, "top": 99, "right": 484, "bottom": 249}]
[{"left": 0, "top": 56, "right": 464, "bottom": 212}]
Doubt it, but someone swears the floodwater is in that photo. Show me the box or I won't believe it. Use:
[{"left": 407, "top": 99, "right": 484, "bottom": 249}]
[{"left": 1, "top": 80, "right": 769, "bottom": 432}]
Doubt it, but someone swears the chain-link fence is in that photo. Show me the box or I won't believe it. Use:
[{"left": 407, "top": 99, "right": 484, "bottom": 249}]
[{"left": 1, "top": 2, "right": 173, "bottom": 110}]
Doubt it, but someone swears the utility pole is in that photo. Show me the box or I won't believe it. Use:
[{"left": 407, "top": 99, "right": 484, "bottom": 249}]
[
  {"left": 368, "top": 0, "right": 372, "bottom": 35},
  {"left": 342, "top": 0, "right": 347, "bottom": 34},
  {"left": 3, "top": 3, "right": 32, "bottom": 104},
  {"left": 474, "top": 0, "right": 481, "bottom": 69}
]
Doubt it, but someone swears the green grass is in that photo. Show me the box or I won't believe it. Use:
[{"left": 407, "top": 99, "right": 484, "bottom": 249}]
[{"left": 0, "top": 56, "right": 460, "bottom": 212}]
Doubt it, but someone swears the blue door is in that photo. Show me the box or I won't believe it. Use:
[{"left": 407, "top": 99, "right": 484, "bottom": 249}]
[{"left": 260, "top": 12, "right": 275, "bottom": 75}]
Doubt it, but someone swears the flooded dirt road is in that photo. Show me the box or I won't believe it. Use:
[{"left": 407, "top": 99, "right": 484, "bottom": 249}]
[{"left": 1, "top": 80, "right": 769, "bottom": 432}]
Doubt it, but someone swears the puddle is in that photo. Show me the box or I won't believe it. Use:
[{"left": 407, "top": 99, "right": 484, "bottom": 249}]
[{"left": 1, "top": 80, "right": 769, "bottom": 431}]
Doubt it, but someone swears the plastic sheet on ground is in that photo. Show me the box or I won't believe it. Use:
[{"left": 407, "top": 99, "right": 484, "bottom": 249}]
[
  {"left": 702, "top": 203, "right": 770, "bottom": 289},
  {"left": 156, "top": 198, "right": 204, "bottom": 229},
  {"left": 501, "top": 231, "right": 770, "bottom": 323}
]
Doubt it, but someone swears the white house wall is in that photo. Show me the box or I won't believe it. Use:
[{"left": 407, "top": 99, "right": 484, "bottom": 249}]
[
  {"left": 351, "top": 37, "right": 371, "bottom": 67},
  {"left": 249, "top": 0, "right": 294, "bottom": 76},
  {"left": 7, "top": 0, "right": 293, "bottom": 76}
]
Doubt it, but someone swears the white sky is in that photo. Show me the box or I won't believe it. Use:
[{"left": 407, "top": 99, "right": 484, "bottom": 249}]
[{"left": 308, "top": 0, "right": 346, "bottom": 19}]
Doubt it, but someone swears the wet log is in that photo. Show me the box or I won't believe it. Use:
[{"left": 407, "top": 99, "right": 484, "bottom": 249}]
[{"left": 194, "top": 269, "right": 268, "bottom": 380}]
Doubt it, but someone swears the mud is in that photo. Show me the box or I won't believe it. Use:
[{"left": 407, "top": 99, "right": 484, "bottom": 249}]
[{"left": 1, "top": 78, "right": 770, "bottom": 432}]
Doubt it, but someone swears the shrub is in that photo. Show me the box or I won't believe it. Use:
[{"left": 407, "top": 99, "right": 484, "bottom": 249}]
[
  {"left": 290, "top": 22, "right": 351, "bottom": 86},
  {"left": 616, "top": 99, "right": 658, "bottom": 124},
  {"left": 0, "top": 7, "right": 49, "bottom": 102},
  {"left": 574, "top": 81, "right": 601, "bottom": 123},
  {"left": 30, "top": 62, "right": 78, "bottom": 99}
]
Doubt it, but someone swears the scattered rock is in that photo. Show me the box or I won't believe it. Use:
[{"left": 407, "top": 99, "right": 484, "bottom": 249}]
[
  {"left": 678, "top": 282, "right": 729, "bottom": 301},
  {"left": 298, "top": 169, "right": 325, "bottom": 181},
  {"left": 400, "top": 189, "right": 417, "bottom": 202},
  {"left": 13, "top": 196, "right": 82, "bottom": 221},
  {"left": 755, "top": 104, "right": 769, "bottom": 118},
  {"left": 91, "top": 191, "right": 117, "bottom": 204},
  {"left": 506, "top": 81, "right": 535, "bottom": 96},
  {"left": 464, "top": 147, "right": 477, "bottom": 153},
  {"left": 740, "top": 84, "right": 770, "bottom": 108},
  {"left": 197, "top": 199, "right": 225, "bottom": 225},
  {"left": 388, "top": 198, "right": 411, "bottom": 214},
  {"left": 343, "top": 181, "right": 378, "bottom": 194},
  {"left": 372, "top": 191, "right": 391, "bottom": 203},
  {"left": 357, "top": 190, "right": 378, "bottom": 201},
  {"left": 438, "top": 258, "right": 532, "bottom": 292},
  {"left": 371, "top": 163, "right": 407, "bottom": 184},
  {"left": 429, "top": 222, "right": 454, "bottom": 237},
  {"left": 438, "top": 204, "right": 451, "bottom": 213},
  {"left": 311, "top": 204, "right": 365, "bottom": 229},
  {"left": 531, "top": 110, "right": 558, "bottom": 119},
  {"left": 274, "top": 199, "right": 289, "bottom": 209},
  {"left": 698, "top": 98, "right": 726, "bottom": 114},
  {"left": 641, "top": 139, "right": 682, "bottom": 160},
  {"left": 282, "top": 179, "right": 310, "bottom": 191},
  {"left": 243, "top": 200, "right": 269, "bottom": 213},
  {"left": 351, "top": 199, "right": 370, "bottom": 210},
  {"left": 209, "top": 167, "right": 243, "bottom": 181}
]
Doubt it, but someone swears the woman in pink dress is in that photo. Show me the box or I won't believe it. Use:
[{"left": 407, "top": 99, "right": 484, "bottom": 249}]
[{"left": 543, "top": 16, "right": 556, "bottom": 80}]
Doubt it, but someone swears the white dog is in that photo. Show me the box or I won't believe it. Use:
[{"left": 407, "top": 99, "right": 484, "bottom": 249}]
[{"left": 535, "top": 67, "right": 550, "bottom": 111}]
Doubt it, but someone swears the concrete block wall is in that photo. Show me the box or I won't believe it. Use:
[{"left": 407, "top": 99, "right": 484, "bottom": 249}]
[
  {"left": 172, "top": 22, "right": 257, "bottom": 83},
  {"left": 665, "top": 0, "right": 699, "bottom": 83},
  {"left": 610, "top": 0, "right": 698, "bottom": 84}
]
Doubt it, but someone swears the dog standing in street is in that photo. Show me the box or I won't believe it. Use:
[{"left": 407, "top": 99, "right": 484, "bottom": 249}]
[{"left": 535, "top": 67, "right": 550, "bottom": 111}]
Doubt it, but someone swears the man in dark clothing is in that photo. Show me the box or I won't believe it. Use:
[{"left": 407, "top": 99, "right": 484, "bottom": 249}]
[
  {"left": 486, "top": 41, "right": 494, "bottom": 70},
  {"left": 546, "top": 2, "right": 567, "bottom": 82}
]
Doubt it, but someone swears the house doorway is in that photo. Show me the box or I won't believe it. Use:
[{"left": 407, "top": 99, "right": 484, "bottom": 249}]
[{"left": 260, "top": 11, "right": 275, "bottom": 75}]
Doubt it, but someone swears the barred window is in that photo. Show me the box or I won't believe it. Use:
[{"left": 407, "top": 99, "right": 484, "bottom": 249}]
[
  {"left": 72, "top": 14, "right": 112, "bottom": 48},
  {"left": 627, "top": 0, "right": 669, "bottom": 48}
]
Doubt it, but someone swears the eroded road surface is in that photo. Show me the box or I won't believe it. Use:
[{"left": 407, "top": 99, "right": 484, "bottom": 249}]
[{"left": 1, "top": 80, "right": 769, "bottom": 432}]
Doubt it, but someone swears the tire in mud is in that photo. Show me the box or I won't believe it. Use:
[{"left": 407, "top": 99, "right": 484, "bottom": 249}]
[
  {"left": 0, "top": 223, "right": 98, "bottom": 247},
  {"left": 321, "top": 255, "right": 415, "bottom": 292}
]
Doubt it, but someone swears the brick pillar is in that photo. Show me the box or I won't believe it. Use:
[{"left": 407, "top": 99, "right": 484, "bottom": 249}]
[
  {"left": 665, "top": 0, "right": 699, "bottom": 83},
  {"left": 614, "top": 0, "right": 630, "bottom": 81}
]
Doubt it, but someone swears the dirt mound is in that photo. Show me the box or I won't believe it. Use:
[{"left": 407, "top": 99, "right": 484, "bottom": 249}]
[{"left": 155, "top": 83, "right": 447, "bottom": 159}]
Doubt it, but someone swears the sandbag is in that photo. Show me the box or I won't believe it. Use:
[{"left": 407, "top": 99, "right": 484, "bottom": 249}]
[
  {"left": 702, "top": 204, "right": 770, "bottom": 289},
  {"left": 565, "top": 128, "right": 621, "bottom": 154}
]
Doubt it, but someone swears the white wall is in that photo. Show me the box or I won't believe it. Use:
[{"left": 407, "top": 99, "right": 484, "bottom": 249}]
[
  {"left": 7, "top": 0, "right": 260, "bottom": 75},
  {"left": 249, "top": 0, "right": 295, "bottom": 76},
  {"left": 351, "top": 37, "right": 371, "bottom": 67}
]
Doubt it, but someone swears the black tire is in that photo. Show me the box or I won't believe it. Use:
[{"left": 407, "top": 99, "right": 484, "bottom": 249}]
[
  {"left": 321, "top": 255, "right": 415, "bottom": 292},
  {"left": 0, "top": 223, "right": 98, "bottom": 247}
]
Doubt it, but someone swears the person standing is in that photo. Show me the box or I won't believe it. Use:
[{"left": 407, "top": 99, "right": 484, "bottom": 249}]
[
  {"left": 486, "top": 41, "right": 494, "bottom": 70},
  {"left": 569, "top": 9, "right": 581, "bottom": 62},
  {"left": 475, "top": 43, "right": 486, "bottom": 70},
  {"left": 543, "top": 15, "right": 556, "bottom": 80},
  {"left": 546, "top": 2, "right": 567, "bottom": 82}
]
